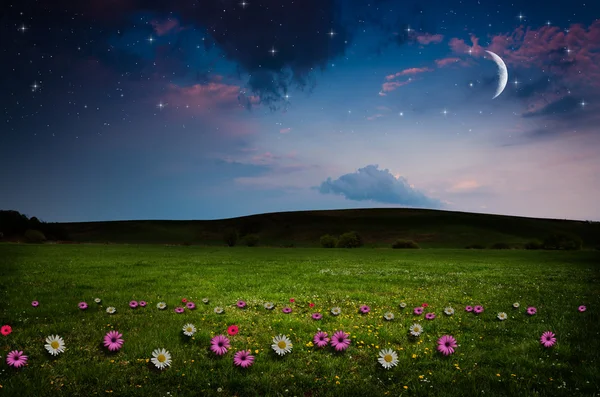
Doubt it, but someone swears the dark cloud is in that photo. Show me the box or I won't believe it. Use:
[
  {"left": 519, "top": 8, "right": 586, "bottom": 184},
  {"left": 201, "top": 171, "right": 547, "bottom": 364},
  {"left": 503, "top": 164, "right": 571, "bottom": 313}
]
[
  {"left": 315, "top": 165, "right": 443, "bottom": 208},
  {"left": 522, "top": 96, "right": 582, "bottom": 118}
]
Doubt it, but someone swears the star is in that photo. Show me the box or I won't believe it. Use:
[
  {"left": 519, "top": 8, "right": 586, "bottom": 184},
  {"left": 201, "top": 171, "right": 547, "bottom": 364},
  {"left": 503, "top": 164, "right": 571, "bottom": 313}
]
[
  {"left": 513, "top": 79, "right": 519, "bottom": 86},
  {"left": 157, "top": 102, "right": 165, "bottom": 109},
  {"left": 442, "top": 109, "right": 448, "bottom": 116},
  {"left": 517, "top": 13, "right": 525, "bottom": 21},
  {"left": 18, "top": 24, "right": 27, "bottom": 33},
  {"left": 239, "top": 0, "right": 249, "bottom": 8},
  {"left": 469, "top": 82, "right": 474, "bottom": 87},
  {"left": 405, "top": 25, "right": 412, "bottom": 34},
  {"left": 147, "top": 36, "right": 155, "bottom": 44},
  {"left": 399, "top": 112, "right": 404, "bottom": 116},
  {"left": 269, "top": 47, "right": 277, "bottom": 56},
  {"left": 546, "top": 21, "right": 552, "bottom": 26},
  {"left": 30, "top": 81, "right": 40, "bottom": 92},
  {"left": 328, "top": 29, "right": 336, "bottom": 37},
  {"left": 580, "top": 100, "right": 586, "bottom": 107}
]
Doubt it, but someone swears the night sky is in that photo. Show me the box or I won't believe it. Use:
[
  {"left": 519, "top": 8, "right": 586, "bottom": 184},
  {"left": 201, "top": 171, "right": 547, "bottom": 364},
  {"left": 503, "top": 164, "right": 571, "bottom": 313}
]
[{"left": 1, "top": 0, "right": 599, "bottom": 222}]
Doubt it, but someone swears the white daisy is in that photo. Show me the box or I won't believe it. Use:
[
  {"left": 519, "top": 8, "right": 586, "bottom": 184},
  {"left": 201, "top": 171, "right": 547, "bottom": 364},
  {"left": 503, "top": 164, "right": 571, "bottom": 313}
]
[
  {"left": 202, "top": 298, "right": 209, "bottom": 304},
  {"left": 383, "top": 312, "right": 394, "bottom": 321},
  {"left": 409, "top": 323, "right": 423, "bottom": 337},
  {"left": 94, "top": 298, "right": 102, "bottom": 304},
  {"left": 513, "top": 302, "right": 520, "bottom": 308},
  {"left": 271, "top": 334, "right": 293, "bottom": 356},
  {"left": 399, "top": 302, "right": 407, "bottom": 308},
  {"left": 214, "top": 306, "right": 224, "bottom": 314},
  {"left": 378, "top": 348, "right": 399, "bottom": 369},
  {"left": 106, "top": 306, "right": 116, "bottom": 314},
  {"left": 497, "top": 312, "right": 508, "bottom": 321},
  {"left": 182, "top": 323, "right": 196, "bottom": 336},
  {"left": 264, "top": 302, "right": 274, "bottom": 310},
  {"left": 444, "top": 307, "right": 455, "bottom": 316},
  {"left": 151, "top": 348, "right": 172, "bottom": 370},
  {"left": 157, "top": 302, "right": 167, "bottom": 310},
  {"left": 331, "top": 307, "right": 341, "bottom": 316},
  {"left": 45, "top": 335, "right": 66, "bottom": 356}
]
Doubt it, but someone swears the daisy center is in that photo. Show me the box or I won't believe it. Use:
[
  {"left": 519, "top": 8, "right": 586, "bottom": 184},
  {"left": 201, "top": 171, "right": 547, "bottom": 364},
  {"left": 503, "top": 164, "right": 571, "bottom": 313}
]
[
  {"left": 278, "top": 341, "right": 287, "bottom": 349},
  {"left": 384, "top": 354, "right": 393, "bottom": 362},
  {"left": 186, "top": 327, "right": 192, "bottom": 332},
  {"left": 51, "top": 341, "right": 59, "bottom": 349},
  {"left": 157, "top": 354, "right": 166, "bottom": 363}
]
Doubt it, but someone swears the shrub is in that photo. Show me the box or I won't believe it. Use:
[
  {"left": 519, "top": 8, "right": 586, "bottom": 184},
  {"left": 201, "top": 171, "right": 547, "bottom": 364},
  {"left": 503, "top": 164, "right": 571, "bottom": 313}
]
[
  {"left": 543, "top": 232, "right": 583, "bottom": 250},
  {"left": 465, "top": 244, "right": 485, "bottom": 249},
  {"left": 320, "top": 234, "right": 337, "bottom": 248},
  {"left": 242, "top": 234, "right": 259, "bottom": 247},
  {"left": 336, "top": 231, "right": 363, "bottom": 248},
  {"left": 223, "top": 229, "right": 239, "bottom": 247},
  {"left": 392, "top": 239, "right": 420, "bottom": 249},
  {"left": 524, "top": 240, "right": 543, "bottom": 250},
  {"left": 24, "top": 229, "right": 46, "bottom": 243},
  {"left": 490, "top": 242, "right": 511, "bottom": 249}
]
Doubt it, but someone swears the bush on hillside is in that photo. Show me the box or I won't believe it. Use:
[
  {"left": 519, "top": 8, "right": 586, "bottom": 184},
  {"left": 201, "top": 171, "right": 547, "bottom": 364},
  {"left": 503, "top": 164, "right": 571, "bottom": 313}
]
[
  {"left": 490, "top": 242, "right": 511, "bottom": 249},
  {"left": 391, "top": 239, "right": 420, "bottom": 249},
  {"left": 223, "top": 229, "right": 239, "bottom": 247},
  {"left": 543, "top": 232, "right": 582, "bottom": 250},
  {"left": 465, "top": 244, "right": 485, "bottom": 249},
  {"left": 320, "top": 234, "right": 337, "bottom": 248},
  {"left": 524, "top": 240, "right": 543, "bottom": 250},
  {"left": 336, "top": 231, "right": 363, "bottom": 248},
  {"left": 24, "top": 229, "right": 46, "bottom": 243},
  {"left": 242, "top": 234, "right": 259, "bottom": 247}
]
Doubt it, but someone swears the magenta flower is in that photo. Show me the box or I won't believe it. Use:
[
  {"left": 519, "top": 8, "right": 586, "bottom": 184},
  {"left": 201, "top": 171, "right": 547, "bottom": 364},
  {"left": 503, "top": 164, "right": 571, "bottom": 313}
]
[
  {"left": 540, "top": 331, "right": 556, "bottom": 348},
  {"left": 359, "top": 305, "right": 370, "bottom": 314},
  {"left": 103, "top": 330, "right": 124, "bottom": 351},
  {"left": 129, "top": 301, "right": 138, "bottom": 309},
  {"left": 186, "top": 302, "right": 196, "bottom": 310},
  {"left": 437, "top": 335, "right": 457, "bottom": 356},
  {"left": 139, "top": 301, "right": 147, "bottom": 307},
  {"left": 6, "top": 350, "right": 28, "bottom": 368},
  {"left": 527, "top": 306, "right": 537, "bottom": 316},
  {"left": 578, "top": 305, "right": 586, "bottom": 312},
  {"left": 425, "top": 312, "right": 436, "bottom": 320},
  {"left": 465, "top": 305, "right": 473, "bottom": 312},
  {"left": 282, "top": 307, "right": 292, "bottom": 314},
  {"left": 78, "top": 302, "right": 88, "bottom": 310},
  {"left": 473, "top": 305, "right": 484, "bottom": 314},
  {"left": 413, "top": 307, "right": 423, "bottom": 315},
  {"left": 31, "top": 300, "right": 39, "bottom": 307},
  {"left": 313, "top": 331, "right": 330, "bottom": 348},
  {"left": 233, "top": 350, "right": 255, "bottom": 368},
  {"left": 330, "top": 331, "right": 351, "bottom": 352},
  {"left": 237, "top": 300, "right": 247, "bottom": 308},
  {"left": 174, "top": 307, "right": 185, "bottom": 314},
  {"left": 210, "top": 335, "right": 230, "bottom": 356},
  {"left": 311, "top": 313, "right": 322, "bottom": 320}
]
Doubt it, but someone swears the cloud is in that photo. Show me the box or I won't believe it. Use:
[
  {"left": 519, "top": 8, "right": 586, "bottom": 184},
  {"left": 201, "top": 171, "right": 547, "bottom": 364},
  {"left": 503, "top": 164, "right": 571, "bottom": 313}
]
[
  {"left": 315, "top": 165, "right": 443, "bottom": 208},
  {"left": 150, "top": 18, "right": 181, "bottom": 36},
  {"left": 279, "top": 128, "right": 292, "bottom": 134},
  {"left": 163, "top": 78, "right": 260, "bottom": 111},
  {"left": 415, "top": 33, "right": 444, "bottom": 45},
  {"left": 385, "top": 67, "right": 433, "bottom": 80},
  {"left": 435, "top": 57, "right": 469, "bottom": 68},
  {"left": 447, "top": 180, "right": 482, "bottom": 192}
]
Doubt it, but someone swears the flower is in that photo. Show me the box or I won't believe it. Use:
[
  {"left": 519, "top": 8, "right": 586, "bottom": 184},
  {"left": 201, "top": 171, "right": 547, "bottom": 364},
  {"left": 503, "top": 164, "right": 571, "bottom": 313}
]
[
  {"left": 227, "top": 325, "right": 239, "bottom": 336},
  {"left": 1, "top": 325, "right": 12, "bottom": 336},
  {"left": 527, "top": 306, "right": 537, "bottom": 316},
  {"left": 78, "top": 302, "right": 88, "bottom": 310},
  {"left": 289, "top": 298, "right": 295, "bottom": 303},
  {"left": 330, "top": 331, "right": 351, "bottom": 352},
  {"left": 272, "top": 334, "right": 293, "bottom": 356},
  {"left": 497, "top": 312, "right": 508, "bottom": 321},
  {"left": 202, "top": 298, "right": 209, "bottom": 304},
  {"left": 182, "top": 298, "right": 188, "bottom": 303},
  {"left": 104, "top": 330, "right": 124, "bottom": 351},
  {"left": 210, "top": 335, "right": 230, "bottom": 356},
  {"left": 540, "top": 331, "right": 556, "bottom": 348},
  {"left": 311, "top": 313, "right": 323, "bottom": 320},
  {"left": 578, "top": 305, "right": 586, "bottom": 312},
  {"left": 313, "top": 331, "right": 329, "bottom": 348},
  {"left": 182, "top": 324, "right": 196, "bottom": 336},
  {"left": 422, "top": 303, "right": 429, "bottom": 307},
  {"left": 465, "top": 305, "right": 473, "bottom": 312},
  {"left": 378, "top": 348, "right": 398, "bottom": 370},
  {"left": 129, "top": 301, "right": 138, "bottom": 309},
  {"left": 174, "top": 307, "right": 185, "bottom": 314},
  {"left": 94, "top": 298, "right": 101, "bottom": 304},
  {"left": 237, "top": 300, "right": 246, "bottom": 308},
  {"left": 399, "top": 302, "right": 407, "bottom": 308},
  {"left": 413, "top": 307, "right": 423, "bottom": 315},
  {"left": 383, "top": 312, "right": 394, "bottom": 321},
  {"left": 6, "top": 350, "right": 27, "bottom": 368},
  {"left": 282, "top": 307, "right": 292, "bottom": 314},
  {"left": 186, "top": 302, "right": 196, "bottom": 310},
  {"left": 233, "top": 350, "right": 255, "bottom": 368},
  {"left": 214, "top": 306, "right": 224, "bottom": 314},
  {"left": 309, "top": 302, "right": 315, "bottom": 308},
  {"left": 157, "top": 302, "right": 167, "bottom": 310},
  {"left": 151, "top": 348, "right": 172, "bottom": 370},
  {"left": 437, "top": 335, "right": 458, "bottom": 356},
  {"left": 473, "top": 305, "right": 484, "bottom": 314},
  {"left": 513, "top": 302, "right": 520, "bottom": 308},
  {"left": 359, "top": 305, "right": 370, "bottom": 314},
  {"left": 409, "top": 323, "right": 423, "bottom": 337},
  {"left": 331, "top": 307, "right": 341, "bottom": 316},
  {"left": 425, "top": 312, "right": 436, "bottom": 320},
  {"left": 444, "top": 307, "right": 454, "bottom": 316},
  {"left": 139, "top": 301, "right": 147, "bottom": 307},
  {"left": 264, "top": 302, "right": 274, "bottom": 310},
  {"left": 106, "top": 306, "right": 116, "bottom": 314},
  {"left": 45, "top": 335, "right": 66, "bottom": 356},
  {"left": 32, "top": 300, "right": 40, "bottom": 307}
]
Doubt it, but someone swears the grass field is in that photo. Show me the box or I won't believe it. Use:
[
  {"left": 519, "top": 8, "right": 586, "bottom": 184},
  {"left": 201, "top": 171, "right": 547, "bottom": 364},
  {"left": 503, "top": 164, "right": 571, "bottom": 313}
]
[{"left": 1, "top": 244, "right": 599, "bottom": 396}]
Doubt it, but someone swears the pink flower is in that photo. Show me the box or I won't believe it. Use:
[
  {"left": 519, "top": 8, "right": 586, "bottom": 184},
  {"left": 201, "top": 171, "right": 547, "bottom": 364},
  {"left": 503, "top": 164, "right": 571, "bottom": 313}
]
[
  {"left": 437, "top": 335, "right": 457, "bottom": 356},
  {"left": 311, "top": 313, "right": 322, "bottom": 320},
  {"left": 289, "top": 298, "right": 295, "bottom": 303},
  {"left": 174, "top": 307, "right": 184, "bottom": 314},
  {"left": 1, "top": 325, "right": 12, "bottom": 336},
  {"left": 527, "top": 307, "right": 537, "bottom": 316},
  {"left": 31, "top": 301, "right": 39, "bottom": 307},
  {"left": 139, "top": 301, "right": 147, "bottom": 307},
  {"left": 578, "top": 305, "right": 586, "bottom": 312},
  {"left": 186, "top": 302, "right": 196, "bottom": 310},
  {"left": 78, "top": 302, "right": 88, "bottom": 310},
  {"left": 473, "top": 305, "right": 484, "bottom": 314},
  {"left": 6, "top": 350, "right": 28, "bottom": 368},
  {"left": 413, "top": 307, "right": 423, "bottom": 315},
  {"left": 282, "top": 307, "right": 292, "bottom": 314},
  {"left": 425, "top": 312, "right": 436, "bottom": 320},
  {"left": 237, "top": 300, "right": 247, "bottom": 308},
  {"left": 359, "top": 305, "right": 370, "bottom": 314},
  {"left": 129, "top": 301, "right": 138, "bottom": 309},
  {"left": 210, "top": 335, "right": 230, "bottom": 356},
  {"left": 330, "top": 331, "right": 351, "bottom": 352},
  {"left": 422, "top": 303, "right": 429, "bottom": 307},
  {"left": 103, "top": 330, "right": 124, "bottom": 351},
  {"left": 233, "top": 350, "right": 254, "bottom": 368},
  {"left": 313, "top": 331, "right": 329, "bottom": 348},
  {"left": 227, "top": 325, "right": 239, "bottom": 336},
  {"left": 182, "top": 298, "right": 188, "bottom": 303},
  {"left": 309, "top": 303, "right": 315, "bottom": 308},
  {"left": 465, "top": 306, "right": 473, "bottom": 312},
  {"left": 540, "top": 331, "right": 556, "bottom": 348}
]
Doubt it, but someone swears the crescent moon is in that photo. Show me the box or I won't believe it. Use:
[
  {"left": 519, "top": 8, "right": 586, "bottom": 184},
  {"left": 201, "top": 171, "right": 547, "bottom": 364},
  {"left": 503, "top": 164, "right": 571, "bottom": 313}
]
[{"left": 485, "top": 50, "right": 508, "bottom": 99}]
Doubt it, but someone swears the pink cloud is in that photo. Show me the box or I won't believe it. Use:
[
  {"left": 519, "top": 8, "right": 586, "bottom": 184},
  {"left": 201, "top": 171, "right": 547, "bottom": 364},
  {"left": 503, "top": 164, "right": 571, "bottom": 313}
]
[
  {"left": 251, "top": 152, "right": 281, "bottom": 164},
  {"left": 449, "top": 34, "right": 485, "bottom": 57},
  {"left": 416, "top": 33, "right": 444, "bottom": 45},
  {"left": 280, "top": 127, "right": 292, "bottom": 134},
  {"left": 164, "top": 79, "right": 259, "bottom": 111},
  {"left": 386, "top": 67, "right": 433, "bottom": 81},
  {"left": 379, "top": 79, "right": 414, "bottom": 95},
  {"left": 150, "top": 19, "right": 181, "bottom": 36},
  {"left": 435, "top": 57, "right": 469, "bottom": 68},
  {"left": 367, "top": 113, "right": 384, "bottom": 121}
]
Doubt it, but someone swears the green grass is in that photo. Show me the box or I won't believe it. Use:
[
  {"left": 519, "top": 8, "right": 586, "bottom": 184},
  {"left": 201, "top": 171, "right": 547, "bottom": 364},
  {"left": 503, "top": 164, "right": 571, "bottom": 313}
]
[{"left": 1, "top": 244, "right": 599, "bottom": 396}]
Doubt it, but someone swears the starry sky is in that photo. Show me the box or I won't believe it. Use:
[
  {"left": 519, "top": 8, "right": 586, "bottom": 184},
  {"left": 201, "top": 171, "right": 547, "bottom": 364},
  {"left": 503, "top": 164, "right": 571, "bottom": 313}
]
[{"left": 1, "top": 0, "right": 599, "bottom": 222}]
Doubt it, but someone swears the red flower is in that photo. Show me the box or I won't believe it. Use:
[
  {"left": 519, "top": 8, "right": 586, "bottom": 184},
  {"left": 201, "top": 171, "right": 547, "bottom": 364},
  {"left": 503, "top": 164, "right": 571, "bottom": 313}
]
[
  {"left": 227, "top": 325, "right": 239, "bottom": 336},
  {"left": 290, "top": 298, "right": 295, "bottom": 303},
  {"left": 309, "top": 303, "right": 315, "bottom": 308},
  {"left": 422, "top": 303, "right": 429, "bottom": 307},
  {"left": 182, "top": 298, "right": 188, "bottom": 303},
  {"left": 1, "top": 325, "right": 12, "bottom": 336}
]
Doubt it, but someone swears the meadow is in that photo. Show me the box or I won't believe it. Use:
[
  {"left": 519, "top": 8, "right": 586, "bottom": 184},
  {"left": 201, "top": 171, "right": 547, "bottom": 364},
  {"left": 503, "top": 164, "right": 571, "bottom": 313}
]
[{"left": 0, "top": 244, "right": 599, "bottom": 396}]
